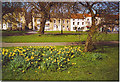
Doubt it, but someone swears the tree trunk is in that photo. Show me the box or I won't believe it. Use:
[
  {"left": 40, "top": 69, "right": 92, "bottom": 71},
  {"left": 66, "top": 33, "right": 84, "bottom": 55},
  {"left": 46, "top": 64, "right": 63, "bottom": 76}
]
[
  {"left": 38, "top": 18, "right": 46, "bottom": 34},
  {"left": 84, "top": 16, "right": 96, "bottom": 52},
  {"left": 61, "top": 19, "right": 63, "bottom": 34},
  {"left": 38, "top": 11, "right": 47, "bottom": 34}
]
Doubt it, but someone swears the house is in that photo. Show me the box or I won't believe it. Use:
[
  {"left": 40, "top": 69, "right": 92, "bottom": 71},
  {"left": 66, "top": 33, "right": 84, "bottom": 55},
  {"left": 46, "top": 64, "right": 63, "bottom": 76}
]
[
  {"left": 49, "top": 18, "right": 71, "bottom": 31},
  {"left": 32, "top": 13, "right": 100, "bottom": 31},
  {"left": 2, "top": 8, "right": 26, "bottom": 31},
  {"left": 70, "top": 14, "right": 92, "bottom": 31}
]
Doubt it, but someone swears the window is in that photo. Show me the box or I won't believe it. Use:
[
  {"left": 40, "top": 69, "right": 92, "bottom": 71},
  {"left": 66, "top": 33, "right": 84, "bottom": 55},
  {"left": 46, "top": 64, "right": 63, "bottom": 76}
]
[
  {"left": 54, "top": 20, "right": 56, "bottom": 23},
  {"left": 37, "top": 19, "right": 40, "bottom": 22},
  {"left": 87, "top": 18, "right": 89, "bottom": 21},
  {"left": 63, "top": 26, "right": 64, "bottom": 28},
  {"left": 67, "top": 20, "right": 69, "bottom": 23},
  {"left": 96, "top": 19, "right": 97, "bottom": 21},
  {"left": 73, "top": 22, "right": 75, "bottom": 25},
  {"left": 88, "top": 22, "right": 90, "bottom": 25},
  {"left": 8, "top": 23, "right": 12, "bottom": 27},
  {"left": 63, "top": 20, "right": 65, "bottom": 24},
  {"left": 58, "top": 20, "right": 60, "bottom": 23},
  {"left": 82, "top": 22, "right": 84, "bottom": 25},
  {"left": 73, "top": 19, "right": 75, "bottom": 21},
  {"left": 77, "top": 22, "right": 79, "bottom": 25},
  {"left": 73, "top": 27, "right": 77, "bottom": 30},
  {"left": 54, "top": 24, "right": 56, "bottom": 28},
  {"left": 18, "top": 23, "right": 22, "bottom": 27},
  {"left": 67, "top": 26, "right": 68, "bottom": 28}
]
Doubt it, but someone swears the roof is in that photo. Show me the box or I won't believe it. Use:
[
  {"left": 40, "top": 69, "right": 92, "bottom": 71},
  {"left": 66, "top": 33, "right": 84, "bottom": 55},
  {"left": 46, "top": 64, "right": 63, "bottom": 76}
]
[{"left": 71, "top": 14, "right": 92, "bottom": 19}]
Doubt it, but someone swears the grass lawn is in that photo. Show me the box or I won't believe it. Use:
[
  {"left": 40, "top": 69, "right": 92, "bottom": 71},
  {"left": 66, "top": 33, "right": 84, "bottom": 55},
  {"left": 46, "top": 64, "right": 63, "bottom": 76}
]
[
  {"left": 2, "top": 33, "right": 118, "bottom": 43},
  {"left": 2, "top": 44, "right": 119, "bottom": 80},
  {"left": 44, "top": 31, "right": 87, "bottom": 34}
]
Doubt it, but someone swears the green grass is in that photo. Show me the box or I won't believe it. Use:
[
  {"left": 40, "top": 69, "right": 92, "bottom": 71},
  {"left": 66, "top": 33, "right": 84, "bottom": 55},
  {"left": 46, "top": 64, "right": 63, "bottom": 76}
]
[
  {"left": 2, "top": 34, "right": 87, "bottom": 43},
  {"left": 44, "top": 31, "right": 87, "bottom": 34},
  {"left": 2, "top": 44, "right": 118, "bottom": 80},
  {"left": 2, "top": 33, "right": 118, "bottom": 43}
]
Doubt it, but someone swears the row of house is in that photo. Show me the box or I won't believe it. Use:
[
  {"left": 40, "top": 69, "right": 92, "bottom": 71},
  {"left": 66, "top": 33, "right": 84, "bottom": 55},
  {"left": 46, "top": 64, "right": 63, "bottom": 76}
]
[
  {"left": 2, "top": 9, "right": 119, "bottom": 32},
  {"left": 32, "top": 13, "right": 97, "bottom": 31}
]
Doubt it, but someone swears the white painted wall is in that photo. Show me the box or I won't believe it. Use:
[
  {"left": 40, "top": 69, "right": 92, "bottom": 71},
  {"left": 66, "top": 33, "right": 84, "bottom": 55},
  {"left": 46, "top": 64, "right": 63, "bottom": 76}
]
[
  {"left": 32, "top": 16, "right": 35, "bottom": 30},
  {"left": 3, "top": 23, "right": 7, "bottom": 30},
  {"left": 70, "top": 17, "right": 92, "bottom": 31}
]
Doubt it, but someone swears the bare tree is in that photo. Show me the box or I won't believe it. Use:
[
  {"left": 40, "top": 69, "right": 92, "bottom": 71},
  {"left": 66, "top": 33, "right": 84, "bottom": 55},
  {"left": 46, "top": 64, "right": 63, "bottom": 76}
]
[
  {"left": 30, "top": 2, "right": 57, "bottom": 34},
  {"left": 76, "top": 2, "right": 119, "bottom": 52},
  {"left": 50, "top": 2, "right": 74, "bottom": 34}
]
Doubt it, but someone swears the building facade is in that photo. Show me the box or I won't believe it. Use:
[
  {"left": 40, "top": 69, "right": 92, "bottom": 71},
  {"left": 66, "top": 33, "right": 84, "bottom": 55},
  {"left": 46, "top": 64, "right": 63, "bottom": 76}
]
[{"left": 32, "top": 13, "right": 94, "bottom": 31}]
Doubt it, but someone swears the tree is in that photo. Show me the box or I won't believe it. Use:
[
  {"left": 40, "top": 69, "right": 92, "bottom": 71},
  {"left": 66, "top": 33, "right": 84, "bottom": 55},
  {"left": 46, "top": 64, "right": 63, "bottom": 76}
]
[
  {"left": 31, "top": 2, "right": 56, "bottom": 34},
  {"left": 50, "top": 2, "right": 74, "bottom": 34},
  {"left": 76, "top": 2, "right": 119, "bottom": 52},
  {"left": 31, "top": 2, "right": 75, "bottom": 34},
  {"left": 2, "top": 2, "right": 26, "bottom": 30}
]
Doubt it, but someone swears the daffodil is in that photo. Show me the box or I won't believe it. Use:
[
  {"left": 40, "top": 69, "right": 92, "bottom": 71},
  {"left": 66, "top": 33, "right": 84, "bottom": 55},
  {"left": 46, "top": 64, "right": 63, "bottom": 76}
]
[
  {"left": 38, "top": 66, "right": 40, "bottom": 69},
  {"left": 67, "top": 58, "right": 70, "bottom": 61},
  {"left": 32, "top": 52, "right": 34, "bottom": 54},
  {"left": 31, "top": 56, "right": 34, "bottom": 59},
  {"left": 35, "top": 61, "right": 38, "bottom": 63},
  {"left": 22, "top": 70, "right": 25, "bottom": 72}
]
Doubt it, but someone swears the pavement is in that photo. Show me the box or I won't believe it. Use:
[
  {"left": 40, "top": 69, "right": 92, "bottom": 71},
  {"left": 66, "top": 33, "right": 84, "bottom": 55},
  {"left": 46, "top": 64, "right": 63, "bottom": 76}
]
[
  {"left": 2, "top": 41, "right": 119, "bottom": 47},
  {"left": 2, "top": 42, "right": 82, "bottom": 47}
]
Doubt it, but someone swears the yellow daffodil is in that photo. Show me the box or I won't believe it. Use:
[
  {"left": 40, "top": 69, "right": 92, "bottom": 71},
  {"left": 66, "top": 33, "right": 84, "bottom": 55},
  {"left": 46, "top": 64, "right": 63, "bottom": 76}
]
[
  {"left": 38, "top": 66, "right": 40, "bottom": 69},
  {"left": 26, "top": 59, "right": 29, "bottom": 61},
  {"left": 22, "top": 70, "right": 25, "bottom": 72},
  {"left": 64, "top": 61, "right": 66, "bottom": 63},
  {"left": 71, "top": 55, "right": 74, "bottom": 58},
  {"left": 67, "top": 58, "right": 70, "bottom": 61},
  {"left": 31, "top": 56, "right": 34, "bottom": 59},
  {"left": 35, "top": 61, "right": 38, "bottom": 63},
  {"left": 32, "top": 52, "right": 34, "bottom": 54}
]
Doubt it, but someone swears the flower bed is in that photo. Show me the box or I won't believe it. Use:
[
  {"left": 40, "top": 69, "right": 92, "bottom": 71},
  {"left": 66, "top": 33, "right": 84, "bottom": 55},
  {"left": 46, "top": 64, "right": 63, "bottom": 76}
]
[{"left": 1, "top": 46, "right": 104, "bottom": 73}]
